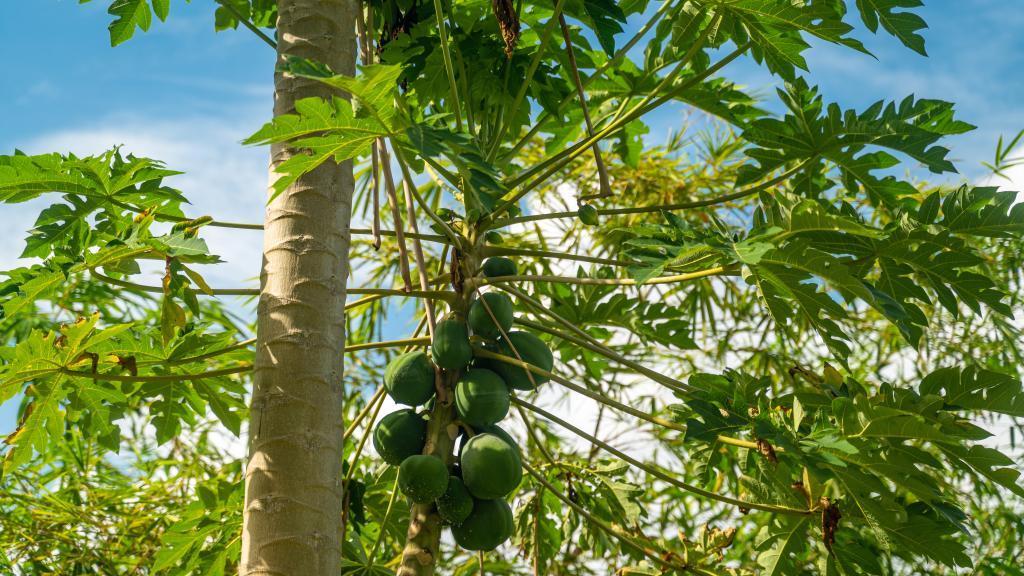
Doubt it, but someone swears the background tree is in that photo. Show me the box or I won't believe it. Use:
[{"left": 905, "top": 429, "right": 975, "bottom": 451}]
[{"left": 2, "top": 1, "right": 1023, "bottom": 576}]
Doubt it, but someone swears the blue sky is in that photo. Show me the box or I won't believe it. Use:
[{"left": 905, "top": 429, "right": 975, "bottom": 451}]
[{"left": 2, "top": 1, "right": 1023, "bottom": 429}]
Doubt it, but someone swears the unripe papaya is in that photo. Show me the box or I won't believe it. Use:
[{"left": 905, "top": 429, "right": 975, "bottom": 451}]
[
  {"left": 455, "top": 368, "right": 510, "bottom": 427},
  {"left": 467, "top": 292, "right": 514, "bottom": 340},
  {"left": 461, "top": 432, "right": 522, "bottom": 499},
  {"left": 398, "top": 454, "right": 449, "bottom": 503},
  {"left": 494, "top": 331, "right": 554, "bottom": 390},
  {"left": 481, "top": 257, "right": 517, "bottom": 278},
  {"left": 451, "top": 498, "right": 514, "bottom": 551},
  {"left": 373, "top": 409, "right": 427, "bottom": 465},
  {"left": 432, "top": 319, "right": 473, "bottom": 370},
  {"left": 578, "top": 203, "right": 599, "bottom": 225},
  {"left": 384, "top": 350, "right": 435, "bottom": 406},
  {"left": 437, "top": 476, "right": 474, "bottom": 525}
]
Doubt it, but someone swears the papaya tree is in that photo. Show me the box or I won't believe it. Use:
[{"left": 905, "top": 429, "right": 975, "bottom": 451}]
[{"left": 2, "top": 1, "right": 1024, "bottom": 575}]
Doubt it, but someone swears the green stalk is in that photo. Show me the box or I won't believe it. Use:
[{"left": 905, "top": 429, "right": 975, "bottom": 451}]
[
  {"left": 472, "top": 347, "right": 687, "bottom": 433},
  {"left": 139, "top": 338, "right": 256, "bottom": 367},
  {"left": 432, "top": 0, "right": 464, "bottom": 131},
  {"left": 490, "top": 43, "right": 750, "bottom": 217},
  {"left": 482, "top": 245, "right": 634, "bottom": 267},
  {"left": 365, "top": 475, "right": 402, "bottom": 566},
  {"left": 91, "top": 271, "right": 455, "bottom": 301},
  {"left": 390, "top": 143, "right": 463, "bottom": 247},
  {"left": 489, "top": 159, "right": 814, "bottom": 228},
  {"left": 343, "top": 386, "right": 386, "bottom": 442},
  {"left": 212, "top": 0, "right": 277, "bottom": 48},
  {"left": 60, "top": 364, "right": 252, "bottom": 382},
  {"left": 514, "top": 316, "right": 690, "bottom": 394},
  {"left": 515, "top": 397, "right": 809, "bottom": 516},
  {"left": 345, "top": 336, "right": 432, "bottom": 353},
  {"left": 475, "top": 266, "right": 730, "bottom": 287}
]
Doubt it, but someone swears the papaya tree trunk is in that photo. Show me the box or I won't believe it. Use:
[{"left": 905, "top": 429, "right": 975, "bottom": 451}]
[{"left": 240, "top": 2, "right": 357, "bottom": 575}]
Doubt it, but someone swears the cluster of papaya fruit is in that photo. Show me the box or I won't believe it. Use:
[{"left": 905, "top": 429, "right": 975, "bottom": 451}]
[{"left": 371, "top": 256, "right": 554, "bottom": 551}]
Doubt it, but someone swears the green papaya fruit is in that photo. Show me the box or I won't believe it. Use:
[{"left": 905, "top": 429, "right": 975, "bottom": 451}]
[
  {"left": 398, "top": 454, "right": 449, "bottom": 503},
  {"left": 467, "top": 292, "right": 514, "bottom": 340},
  {"left": 384, "top": 350, "right": 435, "bottom": 406},
  {"left": 461, "top": 432, "right": 522, "bottom": 499},
  {"left": 493, "top": 331, "right": 554, "bottom": 390},
  {"left": 455, "top": 368, "right": 510, "bottom": 427},
  {"left": 432, "top": 319, "right": 473, "bottom": 370},
  {"left": 451, "top": 498, "right": 514, "bottom": 551},
  {"left": 578, "top": 203, "right": 599, "bottom": 225},
  {"left": 481, "top": 257, "right": 517, "bottom": 278},
  {"left": 373, "top": 409, "right": 427, "bottom": 465},
  {"left": 436, "top": 476, "right": 474, "bottom": 525},
  {"left": 485, "top": 231, "right": 504, "bottom": 244}
]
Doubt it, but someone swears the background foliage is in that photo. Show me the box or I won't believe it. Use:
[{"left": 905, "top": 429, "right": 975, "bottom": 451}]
[{"left": 2, "top": 0, "right": 1023, "bottom": 574}]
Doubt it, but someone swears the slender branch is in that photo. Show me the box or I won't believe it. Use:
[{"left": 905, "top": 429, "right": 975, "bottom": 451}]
[
  {"left": 515, "top": 317, "right": 690, "bottom": 394},
  {"left": 344, "top": 293, "right": 386, "bottom": 311},
  {"left": 139, "top": 338, "right": 256, "bottom": 367},
  {"left": 344, "top": 389, "right": 387, "bottom": 483},
  {"left": 432, "top": 0, "right": 464, "bottom": 131},
  {"left": 516, "top": 397, "right": 808, "bottom": 516},
  {"left": 521, "top": 461, "right": 706, "bottom": 574},
  {"left": 475, "top": 266, "right": 730, "bottom": 288},
  {"left": 482, "top": 246, "right": 634, "bottom": 268},
  {"left": 378, "top": 140, "right": 414, "bottom": 291},
  {"left": 390, "top": 144, "right": 463, "bottom": 247},
  {"left": 91, "top": 272, "right": 455, "bottom": 301},
  {"left": 514, "top": 403, "right": 559, "bottom": 469},
  {"left": 344, "top": 386, "right": 386, "bottom": 442},
  {"left": 91, "top": 272, "right": 259, "bottom": 296},
  {"left": 212, "top": 0, "right": 277, "bottom": 49},
  {"left": 491, "top": 43, "right": 751, "bottom": 218},
  {"left": 366, "top": 475, "right": 402, "bottom": 565},
  {"left": 162, "top": 215, "right": 264, "bottom": 230},
  {"left": 558, "top": 14, "right": 611, "bottom": 198},
  {"left": 345, "top": 336, "right": 432, "bottom": 353},
  {"left": 403, "top": 179, "right": 438, "bottom": 334},
  {"left": 60, "top": 364, "right": 252, "bottom": 382},
  {"left": 490, "top": 160, "right": 811, "bottom": 227},
  {"left": 472, "top": 348, "right": 687, "bottom": 434},
  {"left": 486, "top": 0, "right": 567, "bottom": 160}
]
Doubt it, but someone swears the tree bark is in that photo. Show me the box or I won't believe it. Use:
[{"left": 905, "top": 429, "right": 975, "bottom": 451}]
[{"left": 241, "top": 2, "right": 356, "bottom": 575}]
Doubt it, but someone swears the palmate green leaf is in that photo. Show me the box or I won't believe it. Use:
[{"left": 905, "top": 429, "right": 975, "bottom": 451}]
[
  {"left": 2, "top": 268, "right": 65, "bottom": 319},
  {"left": 0, "top": 149, "right": 183, "bottom": 204},
  {"left": 919, "top": 365, "right": 1024, "bottom": 417},
  {"left": 563, "top": 0, "right": 627, "bottom": 55},
  {"left": 213, "top": 0, "right": 277, "bottom": 31},
  {"left": 876, "top": 233, "right": 1012, "bottom": 318},
  {"left": 743, "top": 242, "right": 915, "bottom": 357},
  {"left": 280, "top": 60, "right": 406, "bottom": 128},
  {"left": 834, "top": 395, "right": 950, "bottom": 442},
  {"left": 244, "top": 96, "right": 395, "bottom": 198},
  {"left": 740, "top": 79, "right": 973, "bottom": 207},
  {"left": 855, "top": 0, "right": 928, "bottom": 55},
  {"left": 79, "top": 0, "right": 177, "bottom": 47},
  {"left": 938, "top": 185, "right": 1024, "bottom": 238},
  {"left": 402, "top": 123, "right": 507, "bottom": 220},
  {"left": 2, "top": 315, "right": 125, "bottom": 472},
  {"left": 938, "top": 444, "right": 1024, "bottom": 498},
  {"left": 708, "top": 0, "right": 868, "bottom": 79},
  {"left": 755, "top": 515, "right": 811, "bottom": 575}
]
